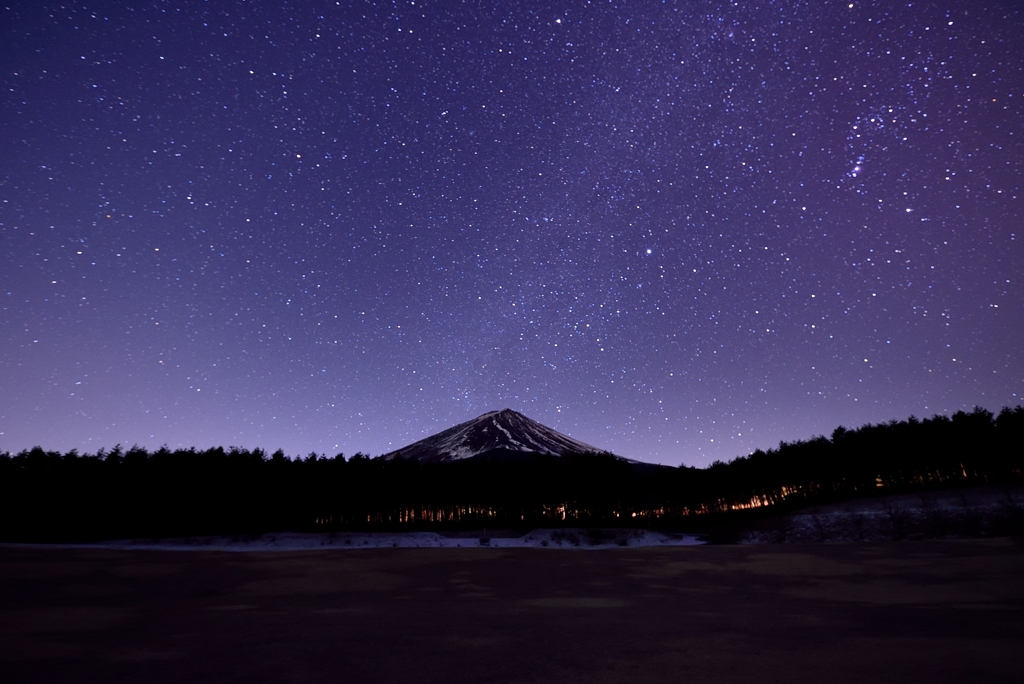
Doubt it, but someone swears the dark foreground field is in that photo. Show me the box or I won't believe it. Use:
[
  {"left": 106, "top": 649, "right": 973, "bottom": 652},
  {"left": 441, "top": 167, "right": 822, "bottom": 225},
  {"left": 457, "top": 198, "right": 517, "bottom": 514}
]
[{"left": 2, "top": 539, "right": 1023, "bottom": 683}]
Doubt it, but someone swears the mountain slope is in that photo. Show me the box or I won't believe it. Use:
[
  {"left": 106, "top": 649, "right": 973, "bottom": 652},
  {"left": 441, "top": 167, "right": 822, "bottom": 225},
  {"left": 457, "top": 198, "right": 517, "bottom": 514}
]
[{"left": 380, "top": 409, "right": 607, "bottom": 463}]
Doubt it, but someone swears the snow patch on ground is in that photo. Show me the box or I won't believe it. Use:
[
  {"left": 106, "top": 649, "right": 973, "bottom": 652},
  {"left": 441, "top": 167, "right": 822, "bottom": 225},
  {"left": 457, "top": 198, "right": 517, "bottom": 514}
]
[
  {"left": 18, "top": 529, "right": 704, "bottom": 552},
  {"left": 740, "top": 484, "right": 1024, "bottom": 543}
]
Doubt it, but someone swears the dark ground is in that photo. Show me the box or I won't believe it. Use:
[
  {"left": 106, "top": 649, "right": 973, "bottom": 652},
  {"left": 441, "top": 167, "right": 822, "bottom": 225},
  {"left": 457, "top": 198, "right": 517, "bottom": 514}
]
[{"left": 2, "top": 539, "right": 1023, "bottom": 683}]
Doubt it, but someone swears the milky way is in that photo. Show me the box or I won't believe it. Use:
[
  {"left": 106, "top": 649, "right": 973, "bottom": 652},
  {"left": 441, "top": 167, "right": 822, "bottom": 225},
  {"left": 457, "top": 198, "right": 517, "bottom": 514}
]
[{"left": 2, "top": 1, "right": 1022, "bottom": 465}]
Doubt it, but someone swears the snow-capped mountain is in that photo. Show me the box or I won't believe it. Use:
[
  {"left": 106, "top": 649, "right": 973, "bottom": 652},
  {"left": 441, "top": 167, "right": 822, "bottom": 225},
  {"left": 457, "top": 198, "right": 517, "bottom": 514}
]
[{"left": 380, "top": 409, "right": 608, "bottom": 463}]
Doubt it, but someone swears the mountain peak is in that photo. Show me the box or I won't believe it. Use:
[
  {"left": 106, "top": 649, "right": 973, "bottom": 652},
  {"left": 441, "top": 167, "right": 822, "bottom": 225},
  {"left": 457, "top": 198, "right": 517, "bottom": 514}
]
[{"left": 380, "top": 410, "right": 606, "bottom": 463}]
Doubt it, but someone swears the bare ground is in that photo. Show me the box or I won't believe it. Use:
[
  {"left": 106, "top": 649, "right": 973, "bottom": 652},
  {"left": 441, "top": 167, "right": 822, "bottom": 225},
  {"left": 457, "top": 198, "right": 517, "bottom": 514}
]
[{"left": 2, "top": 538, "right": 1023, "bottom": 683}]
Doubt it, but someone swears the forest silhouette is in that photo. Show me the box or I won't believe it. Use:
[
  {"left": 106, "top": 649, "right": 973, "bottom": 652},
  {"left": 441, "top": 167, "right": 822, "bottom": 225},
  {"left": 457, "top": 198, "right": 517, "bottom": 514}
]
[{"left": 1, "top": 406, "right": 1022, "bottom": 542}]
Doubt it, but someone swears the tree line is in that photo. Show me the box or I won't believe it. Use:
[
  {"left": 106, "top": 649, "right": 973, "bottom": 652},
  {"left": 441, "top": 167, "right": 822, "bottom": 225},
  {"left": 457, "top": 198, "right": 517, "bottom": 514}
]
[{"left": 0, "top": 406, "right": 1021, "bottom": 541}]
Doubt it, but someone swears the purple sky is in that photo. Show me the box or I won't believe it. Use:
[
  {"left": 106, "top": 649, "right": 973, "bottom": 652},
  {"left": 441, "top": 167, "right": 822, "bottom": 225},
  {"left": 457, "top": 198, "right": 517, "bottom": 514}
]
[{"left": 2, "top": 1, "right": 1022, "bottom": 466}]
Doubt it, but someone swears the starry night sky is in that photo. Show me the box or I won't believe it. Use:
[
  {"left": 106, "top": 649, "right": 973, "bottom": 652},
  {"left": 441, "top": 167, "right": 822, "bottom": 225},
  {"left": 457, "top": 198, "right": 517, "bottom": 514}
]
[{"left": 2, "top": 1, "right": 1022, "bottom": 466}]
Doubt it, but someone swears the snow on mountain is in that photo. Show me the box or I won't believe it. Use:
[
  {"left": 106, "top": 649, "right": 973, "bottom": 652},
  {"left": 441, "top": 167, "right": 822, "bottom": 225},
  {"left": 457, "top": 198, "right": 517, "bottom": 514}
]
[{"left": 380, "top": 409, "right": 608, "bottom": 463}]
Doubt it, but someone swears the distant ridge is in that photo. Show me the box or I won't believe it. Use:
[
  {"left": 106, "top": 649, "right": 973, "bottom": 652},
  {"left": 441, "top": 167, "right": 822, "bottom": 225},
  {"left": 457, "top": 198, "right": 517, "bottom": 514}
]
[{"left": 380, "top": 409, "right": 608, "bottom": 464}]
